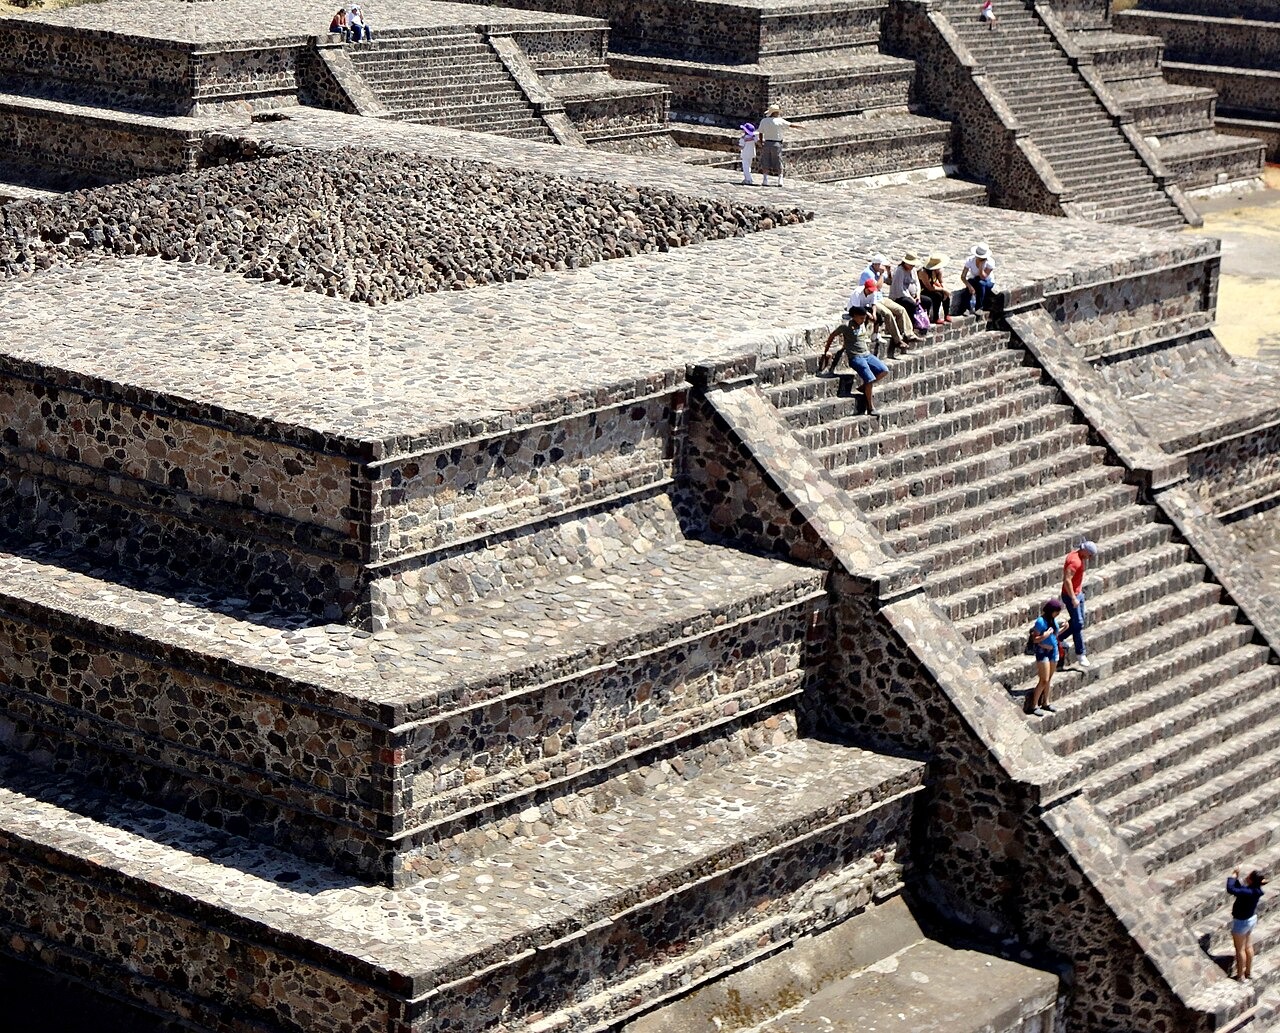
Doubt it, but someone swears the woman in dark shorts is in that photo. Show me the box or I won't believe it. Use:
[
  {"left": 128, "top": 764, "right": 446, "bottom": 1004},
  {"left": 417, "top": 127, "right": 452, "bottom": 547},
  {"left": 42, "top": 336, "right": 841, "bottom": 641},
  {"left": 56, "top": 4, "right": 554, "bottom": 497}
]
[
  {"left": 1026, "top": 598, "right": 1062, "bottom": 717},
  {"left": 1228, "top": 868, "right": 1267, "bottom": 980}
]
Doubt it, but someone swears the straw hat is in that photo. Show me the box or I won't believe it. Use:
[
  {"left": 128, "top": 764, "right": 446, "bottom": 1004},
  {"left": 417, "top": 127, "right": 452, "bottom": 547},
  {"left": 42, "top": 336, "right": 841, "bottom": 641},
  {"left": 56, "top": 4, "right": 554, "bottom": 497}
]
[
  {"left": 924, "top": 254, "right": 946, "bottom": 270},
  {"left": 765, "top": 104, "right": 782, "bottom": 116},
  {"left": 901, "top": 250, "right": 919, "bottom": 266}
]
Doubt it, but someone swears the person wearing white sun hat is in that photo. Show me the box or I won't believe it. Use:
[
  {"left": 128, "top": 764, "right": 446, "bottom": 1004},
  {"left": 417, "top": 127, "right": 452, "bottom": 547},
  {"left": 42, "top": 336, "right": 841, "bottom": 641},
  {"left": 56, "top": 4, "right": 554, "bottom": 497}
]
[{"left": 962, "top": 241, "right": 997, "bottom": 313}]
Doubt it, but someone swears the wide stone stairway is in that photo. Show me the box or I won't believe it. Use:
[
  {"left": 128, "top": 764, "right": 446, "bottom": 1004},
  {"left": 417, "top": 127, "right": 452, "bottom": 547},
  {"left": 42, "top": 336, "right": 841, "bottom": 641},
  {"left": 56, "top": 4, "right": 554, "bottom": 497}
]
[
  {"left": 762, "top": 311, "right": 1280, "bottom": 1012},
  {"left": 347, "top": 26, "right": 556, "bottom": 140},
  {"left": 936, "top": 0, "right": 1186, "bottom": 229}
]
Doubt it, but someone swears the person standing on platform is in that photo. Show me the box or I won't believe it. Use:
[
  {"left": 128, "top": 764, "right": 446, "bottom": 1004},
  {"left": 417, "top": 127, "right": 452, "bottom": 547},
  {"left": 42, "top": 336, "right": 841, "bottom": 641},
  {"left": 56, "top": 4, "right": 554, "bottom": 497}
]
[
  {"left": 757, "top": 105, "right": 805, "bottom": 188},
  {"left": 738, "top": 123, "right": 758, "bottom": 185}
]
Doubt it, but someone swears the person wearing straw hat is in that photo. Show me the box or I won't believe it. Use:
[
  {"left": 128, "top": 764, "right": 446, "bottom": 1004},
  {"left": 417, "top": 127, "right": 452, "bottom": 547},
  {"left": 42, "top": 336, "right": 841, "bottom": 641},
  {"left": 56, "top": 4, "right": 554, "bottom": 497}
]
[
  {"left": 738, "top": 122, "right": 758, "bottom": 185},
  {"left": 919, "top": 253, "right": 951, "bottom": 324},
  {"left": 890, "top": 251, "right": 928, "bottom": 333},
  {"left": 757, "top": 104, "right": 805, "bottom": 187},
  {"left": 861, "top": 255, "right": 918, "bottom": 355}
]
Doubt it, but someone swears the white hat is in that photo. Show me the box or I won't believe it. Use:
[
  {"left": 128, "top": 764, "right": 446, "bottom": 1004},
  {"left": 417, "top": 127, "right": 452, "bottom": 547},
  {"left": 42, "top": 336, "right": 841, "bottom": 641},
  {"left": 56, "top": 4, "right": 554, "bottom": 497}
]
[
  {"left": 870, "top": 254, "right": 887, "bottom": 267},
  {"left": 971, "top": 242, "right": 991, "bottom": 259}
]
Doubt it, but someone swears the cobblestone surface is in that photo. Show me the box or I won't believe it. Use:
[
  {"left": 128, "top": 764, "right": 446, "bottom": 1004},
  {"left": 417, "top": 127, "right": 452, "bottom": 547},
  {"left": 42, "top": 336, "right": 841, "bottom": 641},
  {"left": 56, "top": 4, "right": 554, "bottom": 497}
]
[
  {"left": 3, "top": 0, "right": 605, "bottom": 44},
  {"left": 0, "top": 108, "right": 1212, "bottom": 454}
]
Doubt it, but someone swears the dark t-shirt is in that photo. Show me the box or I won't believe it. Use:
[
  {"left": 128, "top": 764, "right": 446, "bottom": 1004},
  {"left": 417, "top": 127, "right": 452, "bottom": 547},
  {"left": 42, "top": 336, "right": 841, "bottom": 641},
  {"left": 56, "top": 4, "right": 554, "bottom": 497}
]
[{"left": 1228, "top": 877, "right": 1264, "bottom": 920}]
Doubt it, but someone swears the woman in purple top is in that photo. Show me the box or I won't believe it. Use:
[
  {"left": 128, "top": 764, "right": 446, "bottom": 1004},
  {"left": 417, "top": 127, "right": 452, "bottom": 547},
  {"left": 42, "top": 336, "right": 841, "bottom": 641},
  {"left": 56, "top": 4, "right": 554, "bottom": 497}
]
[{"left": 1228, "top": 868, "right": 1267, "bottom": 979}]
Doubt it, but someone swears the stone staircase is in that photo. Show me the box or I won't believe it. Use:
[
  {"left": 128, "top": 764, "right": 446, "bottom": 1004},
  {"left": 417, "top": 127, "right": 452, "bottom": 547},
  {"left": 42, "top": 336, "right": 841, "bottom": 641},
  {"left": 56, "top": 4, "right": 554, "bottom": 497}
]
[
  {"left": 761, "top": 311, "right": 1280, "bottom": 1010},
  {"left": 347, "top": 27, "right": 555, "bottom": 141},
  {"left": 936, "top": 0, "right": 1185, "bottom": 229},
  {"left": 0, "top": 296, "right": 1045, "bottom": 1029}
]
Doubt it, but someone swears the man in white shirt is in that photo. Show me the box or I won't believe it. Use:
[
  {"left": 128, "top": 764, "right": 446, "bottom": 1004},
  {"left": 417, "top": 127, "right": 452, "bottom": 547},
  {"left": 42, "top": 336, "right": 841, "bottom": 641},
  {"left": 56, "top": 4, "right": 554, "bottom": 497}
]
[
  {"left": 889, "top": 251, "right": 927, "bottom": 330},
  {"left": 756, "top": 104, "right": 805, "bottom": 187},
  {"left": 962, "top": 242, "right": 997, "bottom": 312}
]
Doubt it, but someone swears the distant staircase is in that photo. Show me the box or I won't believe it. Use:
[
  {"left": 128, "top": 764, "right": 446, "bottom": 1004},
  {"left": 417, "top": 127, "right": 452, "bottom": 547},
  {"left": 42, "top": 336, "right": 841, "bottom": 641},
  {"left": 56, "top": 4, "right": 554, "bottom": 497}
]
[
  {"left": 936, "top": 0, "right": 1186, "bottom": 228},
  {"left": 347, "top": 27, "right": 555, "bottom": 141},
  {"left": 763, "top": 311, "right": 1280, "bottom": 1011}
]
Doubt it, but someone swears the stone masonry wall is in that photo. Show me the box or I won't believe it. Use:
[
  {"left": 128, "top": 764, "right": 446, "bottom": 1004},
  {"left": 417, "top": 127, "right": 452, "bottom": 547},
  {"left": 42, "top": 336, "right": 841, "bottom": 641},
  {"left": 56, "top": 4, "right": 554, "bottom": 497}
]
[
  {"left": 1125, "top": 11, "right": 1280, "bottom": 70},
  {"left": 507, "top": 26, "right": 607, "bottom": 70},
  {"left": 0, "top": 102, "right": 200, "bottom": 181},
  {"left": 1180, "top": 421, "right": 1280, "bottom": 515},
  {"left": 0, "top": 24, "right": 193, "bottom": 113}
]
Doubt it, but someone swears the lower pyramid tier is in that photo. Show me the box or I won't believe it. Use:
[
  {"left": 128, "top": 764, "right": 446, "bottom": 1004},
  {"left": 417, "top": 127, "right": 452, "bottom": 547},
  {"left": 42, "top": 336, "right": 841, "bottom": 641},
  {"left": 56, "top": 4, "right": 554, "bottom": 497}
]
[
  {"left": 0, "top": 530, "right": 827, "bottom": 885},
  {"left": 0, "top": 740, "right": 924, "bottom": 1033}
]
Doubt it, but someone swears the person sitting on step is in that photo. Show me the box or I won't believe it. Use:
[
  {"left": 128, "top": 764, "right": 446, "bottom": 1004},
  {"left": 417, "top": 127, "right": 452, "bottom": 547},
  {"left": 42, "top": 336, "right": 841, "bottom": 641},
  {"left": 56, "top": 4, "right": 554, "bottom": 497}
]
[
  {"left": 890, "top": 251, "right": 930, "bottom": 335},
  {"left": 329, "top": 7, "right": 350, "bottom": 42},
  {"left": 819, "top": 308, "right": 889, "bottom": 415},
  {"left": 962, "top": 242, "right": 998, "bottom": 313},
  {"left": 861, "top": 255, "right": 918, "bottom": 355},
  {"left": 918, "top": 254, "right": 952, "bottom": 324},
  {"left": 348, "top": 5, "right": 372, "bottom": 42}
]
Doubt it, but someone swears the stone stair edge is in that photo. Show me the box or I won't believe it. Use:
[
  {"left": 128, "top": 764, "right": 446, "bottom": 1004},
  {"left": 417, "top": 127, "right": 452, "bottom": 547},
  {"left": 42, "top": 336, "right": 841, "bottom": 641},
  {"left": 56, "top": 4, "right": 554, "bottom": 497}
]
[{"left": 0, "top": 739, "right": 926, "bottom": 992}]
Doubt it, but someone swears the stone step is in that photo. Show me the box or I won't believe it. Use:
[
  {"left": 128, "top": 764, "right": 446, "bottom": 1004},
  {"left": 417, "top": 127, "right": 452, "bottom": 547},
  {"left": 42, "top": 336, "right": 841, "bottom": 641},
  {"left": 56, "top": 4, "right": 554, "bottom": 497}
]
[
  {"left": 375, "top": 85, "right": 525, "bottom": 107},
  {"left": 1157, "top": 130, "right": 1266, "bottom": 191},
  {"left": 0, "top": 740, "right": 925, "bottom": 1033},
  {"left": 930, "top": 504, "right": 1163, "bottom": 616},
  {"left": 1040, "top": 625, "right": 1262, "bottom": 749},
  {"left": 1112, "top": 673, "right": 1280, "bottom": 857},
  {"left": 1067, "top": 647, "right": 1275, "bottom": 801},
  {"left": 838, "top": 403, "right": 1080, "bottom": 497},
  {"left": 1176, "top": 815, "right": 1280, "bottom": 930},
  {"left": 355, "top": 68, "right": 511, "bottom": 89},
  {"left": 960, "top": 541, "right": 1198, "bottom": 661},
  {"left": 841, "top": 418, "right": 1092, "bottom": 513},
  {"left": 1157, "top": 802, "right": 1280, "bottom": 906},
  {"left": 1136, "top": 719, "right": 1280, "bottom": 873},
  {"left": 0, "top": 534, "right": 826, "bottom": 884},
  {"left": 921, "top": 478, "right": 1141, "bottom": 599},
  {"left": 952, "top": 514, "right": 1177, "bottom": 650},
  {"left": 802, "top": 365, "right": 1050, "bottom": 454},
  {"left": 808, "top": 378, "right": 1059, "bottom": 472},
  {"left": 870, "top": 441, "right": 1108, "bottom": 538},
  {"left": 987, "top": 575, "right": 1227, "bottom": 689},
  {"left": 767, "top": 329, "right": 1011, "bottom": 422}
]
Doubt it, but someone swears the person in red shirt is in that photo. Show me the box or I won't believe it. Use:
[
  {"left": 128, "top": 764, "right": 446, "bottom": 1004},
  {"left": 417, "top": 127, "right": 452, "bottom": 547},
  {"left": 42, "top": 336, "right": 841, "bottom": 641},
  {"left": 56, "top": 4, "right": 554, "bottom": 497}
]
[{"left": 1061, "top": 540, "right": 1097, "bottom": 668}]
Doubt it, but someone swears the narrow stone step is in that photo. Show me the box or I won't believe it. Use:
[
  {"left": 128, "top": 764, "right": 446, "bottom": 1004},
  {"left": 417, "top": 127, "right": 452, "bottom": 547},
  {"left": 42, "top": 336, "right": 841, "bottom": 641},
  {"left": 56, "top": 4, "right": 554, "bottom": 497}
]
[
  {"left": 921, "top": 478, "right": 1141, "bottom": 599},
  {"left": 884, "top": 457, "right": 1128, "bottom": 560},
  {"left": 957, "top": 532, "right": 1182, "bottom": 645},
  {"left": 796, "top": 366, "right": 1044, "bottom": 454},
  {"left": 769, "top": 331, "right": 1012, "bottom": 425},
  {"left": 1137, "top": 724, "right": 1280, "bottom": 873},
  {"left": 810, "top": 380, "right": 1060, "bottom": 472},
  {"left": 1114, "top": 677, "right": 1280, "bottom": 856},
  {"left": 931, "top": 505, "right": 1163, "bottom": 615},
  {"left": 1041, "top": 628, "right": 1262, "bottom": 749},
  {"left": 843, "top": 417, "right": 1091, "bottom": 513},
  {"left": 870, "top": 442, "right": 1107, "bottom": 537},
  {"left": 0, "top": 740, "right": 925, "bottom": 1033},
  {"left": 1072, "top": 654, "right": 1277, "bottom": 806},
  {"left": 964, "top": 549, "right": 1203, "bottom": 671},
  {"left": 1158, "top": 805, "right": 1280, "bottom": 905},
  {"left": 987, "top": 578, "right": 1229, "bottom": 690},
  {"left": 839, "top": 404, "right": 1079, "bottom": 498}
]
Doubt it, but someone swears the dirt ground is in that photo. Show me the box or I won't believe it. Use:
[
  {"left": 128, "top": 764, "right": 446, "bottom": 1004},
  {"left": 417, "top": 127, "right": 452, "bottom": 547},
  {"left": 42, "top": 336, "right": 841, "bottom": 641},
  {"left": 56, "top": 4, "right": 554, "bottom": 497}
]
[{"left": 1191, "top": 166, "right": 1280, "bottom": 360}]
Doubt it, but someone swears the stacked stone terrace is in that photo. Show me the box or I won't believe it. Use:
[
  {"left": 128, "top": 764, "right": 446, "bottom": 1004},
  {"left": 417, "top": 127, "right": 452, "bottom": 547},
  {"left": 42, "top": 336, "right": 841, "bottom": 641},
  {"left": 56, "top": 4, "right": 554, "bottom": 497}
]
[
  {"left": 0, "top": 105, "right": 1275, "bottom": 1031},
  {"left": 0, "top": 0, "right": 666, "bottom": 190},
  {"left": 1115, "top": 0, "right": 1280, "bottom": 163}
]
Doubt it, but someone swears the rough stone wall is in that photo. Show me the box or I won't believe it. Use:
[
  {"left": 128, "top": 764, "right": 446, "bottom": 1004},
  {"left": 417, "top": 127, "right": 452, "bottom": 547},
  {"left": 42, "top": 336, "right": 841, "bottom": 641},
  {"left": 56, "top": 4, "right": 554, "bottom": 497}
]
[
  {"left": 189, "top": 45, "right": 303, "bottom": 115},
  {"left": 1179, "top": 421, "right": 1280, "bottom": 514},
  {"left": 1124, "top": 10, "right": 1280, "bottom": 69},
  {"left": 1165, "top": 64, "right": 1280, "bottom": 122},
  {"left": 0, "top": 103, "right": 200, "bottom": 180},
  {"left": 883, "top": 0, "right": 1066, "bottom": 214},
  {"left": 507, "top": 26, "right": 607, "bottom": 70},
  {"left": 0, "top": 24, "right": 193, "bottom": 113},
  {"left": 563, "top": 89, "right": 669, "bottom": 138},
  {"left": 1040, "top": 0, "right": 1111, "bottom": 28}
]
